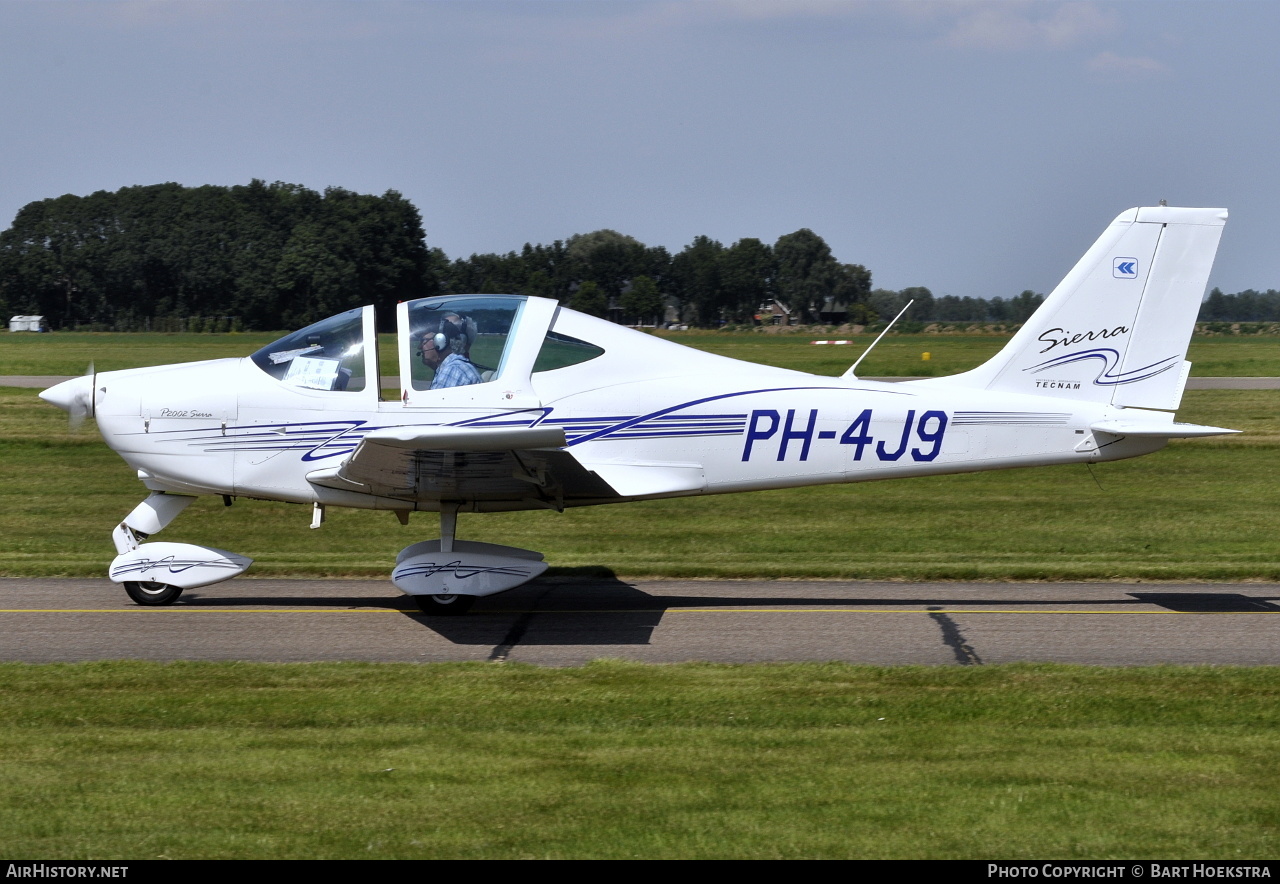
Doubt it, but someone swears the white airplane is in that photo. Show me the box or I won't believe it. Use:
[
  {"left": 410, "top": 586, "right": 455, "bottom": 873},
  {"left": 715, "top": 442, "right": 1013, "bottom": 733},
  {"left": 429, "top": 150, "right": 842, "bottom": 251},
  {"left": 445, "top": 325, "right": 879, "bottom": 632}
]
[{"left": 41, "top": 205, "right": 1235, "bottom": 614}]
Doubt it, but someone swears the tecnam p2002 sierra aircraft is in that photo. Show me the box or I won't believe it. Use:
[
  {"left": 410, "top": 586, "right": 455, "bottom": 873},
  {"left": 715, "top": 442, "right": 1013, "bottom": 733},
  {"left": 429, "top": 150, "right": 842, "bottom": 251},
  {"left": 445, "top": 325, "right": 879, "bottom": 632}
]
[{"left": 41, "top": 205, "right": 1234, "bottom": 614}]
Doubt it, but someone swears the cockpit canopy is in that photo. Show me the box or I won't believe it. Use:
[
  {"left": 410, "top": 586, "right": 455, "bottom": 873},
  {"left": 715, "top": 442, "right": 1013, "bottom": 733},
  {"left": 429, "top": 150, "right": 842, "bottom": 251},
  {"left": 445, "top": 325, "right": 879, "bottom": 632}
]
[
  {"left": 406, "top": 296, "right": 520, "bottom": 391},
  {"left": 250, "top": 295, "right": 605, "bottom": 399}
]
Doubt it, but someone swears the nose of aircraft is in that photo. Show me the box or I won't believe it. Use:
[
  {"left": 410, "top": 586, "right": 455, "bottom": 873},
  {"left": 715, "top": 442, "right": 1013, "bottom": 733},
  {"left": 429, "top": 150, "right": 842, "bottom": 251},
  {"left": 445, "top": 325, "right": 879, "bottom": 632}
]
[{"left": 39, "top": 374, "right": 93, "bottom": 414}]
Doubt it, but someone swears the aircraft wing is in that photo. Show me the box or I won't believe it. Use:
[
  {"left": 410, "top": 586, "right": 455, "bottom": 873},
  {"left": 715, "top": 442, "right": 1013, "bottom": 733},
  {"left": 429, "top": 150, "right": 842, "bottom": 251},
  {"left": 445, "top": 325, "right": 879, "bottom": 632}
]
[{"left": 304, "top": 424, "right": 622, "bottom": 507}]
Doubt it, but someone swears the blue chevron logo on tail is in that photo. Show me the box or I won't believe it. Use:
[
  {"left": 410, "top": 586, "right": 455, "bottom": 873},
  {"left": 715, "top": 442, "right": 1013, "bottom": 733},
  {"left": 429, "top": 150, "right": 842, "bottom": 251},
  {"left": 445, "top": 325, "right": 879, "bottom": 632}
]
[{"left": 1113, "top": 257, "right": 1138, "bottom": 278}]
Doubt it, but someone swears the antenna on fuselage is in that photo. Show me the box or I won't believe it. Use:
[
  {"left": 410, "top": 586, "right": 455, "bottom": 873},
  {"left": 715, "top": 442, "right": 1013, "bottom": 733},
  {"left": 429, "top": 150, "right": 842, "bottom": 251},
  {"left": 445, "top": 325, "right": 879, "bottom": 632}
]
[{"left": 843, "top": 299, "right": 914, "bottom": 379}]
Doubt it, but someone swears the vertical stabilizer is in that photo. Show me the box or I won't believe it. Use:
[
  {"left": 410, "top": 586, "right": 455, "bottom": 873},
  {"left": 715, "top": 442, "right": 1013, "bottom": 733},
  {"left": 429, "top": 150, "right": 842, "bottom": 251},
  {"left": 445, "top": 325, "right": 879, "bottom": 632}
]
[{"left": 926, "top": 206, "right": 1226, "bottom": 410}]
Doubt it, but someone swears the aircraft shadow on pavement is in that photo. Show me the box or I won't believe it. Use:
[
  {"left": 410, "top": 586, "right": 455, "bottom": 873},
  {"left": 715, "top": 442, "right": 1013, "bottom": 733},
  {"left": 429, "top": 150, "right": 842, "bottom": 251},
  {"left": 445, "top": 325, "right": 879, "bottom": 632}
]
[
  {"left": 408, "top": 579, "right": 1280, "bottom": 646},
  {"left": 1126, "top": 592, "right": 1280, "bottom": 613},
  {"left": 414, "top": 576, "right": 664, "bottom": 646},
  {"left": 179, "top": 580, "right": 1280, "bottom": 649}
]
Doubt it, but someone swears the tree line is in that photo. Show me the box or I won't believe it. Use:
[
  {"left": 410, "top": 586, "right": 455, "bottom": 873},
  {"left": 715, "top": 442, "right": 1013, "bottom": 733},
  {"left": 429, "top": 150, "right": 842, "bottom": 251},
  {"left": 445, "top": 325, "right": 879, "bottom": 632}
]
[
  {"left": 0, "top": 181, "right": 883, "bottom": 330},
  {"left": 1198, "top": 288, "right": 1280, "bottom": 323},
  {"left": 0, "top": 181, "right": 434, "bottom": 332},
  {"left": 3, "top": 180, "right": 1264, "bottom": 332}
]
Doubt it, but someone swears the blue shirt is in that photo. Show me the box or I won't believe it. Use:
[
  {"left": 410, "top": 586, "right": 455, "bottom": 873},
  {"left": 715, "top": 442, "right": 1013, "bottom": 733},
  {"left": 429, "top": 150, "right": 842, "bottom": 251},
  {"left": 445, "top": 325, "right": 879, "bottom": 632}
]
[{"left": 431, "top": 352, "right": 483, "bottom": 389}]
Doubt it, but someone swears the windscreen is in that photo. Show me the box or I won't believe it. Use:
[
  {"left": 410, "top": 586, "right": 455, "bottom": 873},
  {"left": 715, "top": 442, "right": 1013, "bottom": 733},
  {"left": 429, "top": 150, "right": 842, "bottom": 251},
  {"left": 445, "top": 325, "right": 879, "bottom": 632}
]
[{"left": 250, "top": 307, "right": 366, "bottom": 392}]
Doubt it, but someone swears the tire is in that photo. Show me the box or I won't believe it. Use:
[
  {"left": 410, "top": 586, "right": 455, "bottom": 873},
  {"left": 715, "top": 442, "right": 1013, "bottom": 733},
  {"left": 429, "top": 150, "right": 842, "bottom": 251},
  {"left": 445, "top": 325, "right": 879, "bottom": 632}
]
[
  {"left": 412, "top": 594, "right": 475, "bottom": 616},
  {"left": 123, "top": 581, "right": 183, "bottom": 606}
]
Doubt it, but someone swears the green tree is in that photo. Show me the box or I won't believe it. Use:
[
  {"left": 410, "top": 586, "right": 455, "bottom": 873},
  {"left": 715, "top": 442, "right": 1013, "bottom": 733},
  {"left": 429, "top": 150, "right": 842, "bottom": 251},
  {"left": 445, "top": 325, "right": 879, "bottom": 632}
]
[
  {"left": 619, "top": 275, "right": 665, "bottom": 325},
  {"left": 565, "top": 229, "right": 650, "bottom": 318},
  {"left": 832, "top": 263, "right": 872, "bottom": 319},
  {"left": 898, "top": 286, "right": 935, "bottom": 321},
  {"left": 569, "top": 279, "right": 608, "bottom": 317},
  {"left": 272, "top": 221, "right": 359, "bottom": 327},
  {"left": 669, "top": 236, "right": 725, "bottom": 325},
  {"left": 0, "top": 181, "right": 435, "bottom": 330},
  {"left": 1005, "top": 290, "right": 1043, "bottom": 323},
  {"left": 868, "top": 288, "right": 909, "bottom": 323},
  {"left": 719, "top": 238, "right": 776, "bottom": 323},
  {"left": 774, "top": 228, "right": 840, "bottom": 322}
]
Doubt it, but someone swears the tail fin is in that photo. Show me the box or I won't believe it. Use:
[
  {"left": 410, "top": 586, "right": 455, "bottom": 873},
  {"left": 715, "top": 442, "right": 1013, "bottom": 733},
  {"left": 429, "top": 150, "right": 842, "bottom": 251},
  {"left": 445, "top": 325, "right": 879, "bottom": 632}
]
[{"left": 928, "top": 206, "right": 1227, "bottom": 410}]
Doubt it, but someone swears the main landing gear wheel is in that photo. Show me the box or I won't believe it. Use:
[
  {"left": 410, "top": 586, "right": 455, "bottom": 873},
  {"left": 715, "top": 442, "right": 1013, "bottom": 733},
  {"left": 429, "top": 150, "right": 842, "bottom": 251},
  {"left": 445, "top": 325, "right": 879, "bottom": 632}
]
[
  {"left": 123, "top": 581, "right": 184, "bottom": 606},
  {"left": 413, "top": 594, "right": 475, "bottom": 616}
]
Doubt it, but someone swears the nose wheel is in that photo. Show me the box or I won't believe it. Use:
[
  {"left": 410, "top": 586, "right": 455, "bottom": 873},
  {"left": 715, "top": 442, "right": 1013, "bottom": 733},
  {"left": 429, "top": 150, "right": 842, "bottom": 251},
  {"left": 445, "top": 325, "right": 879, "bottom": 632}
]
[
  {"left": 109, "top": 494, "right": 251, "bottom": 606},
  {"left": 123, "top": 581, "right": 184, "bottom": 606}
]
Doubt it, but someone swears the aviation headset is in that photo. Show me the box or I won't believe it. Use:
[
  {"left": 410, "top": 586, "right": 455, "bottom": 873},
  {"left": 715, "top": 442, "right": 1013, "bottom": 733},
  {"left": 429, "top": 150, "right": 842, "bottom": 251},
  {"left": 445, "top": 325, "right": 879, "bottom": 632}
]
[
  {"left": 427, "top": 315, "right": 477, "bottom": 356},
  {"left": 431, "top": 319, "right": 459, "bottom": 354}
]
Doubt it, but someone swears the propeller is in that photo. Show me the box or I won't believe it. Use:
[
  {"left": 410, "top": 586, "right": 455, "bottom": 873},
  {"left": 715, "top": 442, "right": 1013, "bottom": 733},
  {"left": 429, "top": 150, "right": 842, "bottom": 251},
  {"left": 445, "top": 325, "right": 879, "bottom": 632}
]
[
  {"left": 39, "top": 362, "right": 97, "bottom": 432},
  {"left": 70, "top": 362, "right": 96, "bottom": 431}
]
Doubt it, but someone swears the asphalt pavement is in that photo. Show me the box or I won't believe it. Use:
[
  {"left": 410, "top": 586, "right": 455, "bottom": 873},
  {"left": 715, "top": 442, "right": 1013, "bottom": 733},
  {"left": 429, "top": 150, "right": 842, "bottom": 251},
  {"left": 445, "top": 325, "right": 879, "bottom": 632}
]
[{"left": 3, "top": 577, "right": 1278, "bottom": 666}]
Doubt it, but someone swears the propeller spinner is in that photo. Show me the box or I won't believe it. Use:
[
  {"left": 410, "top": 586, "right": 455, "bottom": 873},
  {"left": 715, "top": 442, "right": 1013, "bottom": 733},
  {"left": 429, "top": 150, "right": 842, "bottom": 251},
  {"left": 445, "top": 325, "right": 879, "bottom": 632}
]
[{"left": 39, "top": 363, "right": 97, "bottom": 431}]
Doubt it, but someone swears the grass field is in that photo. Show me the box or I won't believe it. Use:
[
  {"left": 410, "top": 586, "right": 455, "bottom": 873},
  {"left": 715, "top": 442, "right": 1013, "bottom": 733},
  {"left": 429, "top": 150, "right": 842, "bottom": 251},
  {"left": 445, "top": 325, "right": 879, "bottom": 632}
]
[{"left": 2, "top": 661, "right": 1277, "bottom": 859}]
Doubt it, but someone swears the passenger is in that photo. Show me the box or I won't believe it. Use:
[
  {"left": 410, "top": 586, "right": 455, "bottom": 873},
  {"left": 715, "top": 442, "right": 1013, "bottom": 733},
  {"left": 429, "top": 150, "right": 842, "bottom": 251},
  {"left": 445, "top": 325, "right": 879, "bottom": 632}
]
[{"left": 420, "top": 317, "right": 483, "bottom": 389}]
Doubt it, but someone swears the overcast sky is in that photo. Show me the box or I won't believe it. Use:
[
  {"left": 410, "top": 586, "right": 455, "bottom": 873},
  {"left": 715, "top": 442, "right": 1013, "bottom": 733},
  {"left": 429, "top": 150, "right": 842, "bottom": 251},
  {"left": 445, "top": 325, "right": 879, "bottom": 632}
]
[{"left": 2, "top": 1, "right": 1278, "bottom": 300}]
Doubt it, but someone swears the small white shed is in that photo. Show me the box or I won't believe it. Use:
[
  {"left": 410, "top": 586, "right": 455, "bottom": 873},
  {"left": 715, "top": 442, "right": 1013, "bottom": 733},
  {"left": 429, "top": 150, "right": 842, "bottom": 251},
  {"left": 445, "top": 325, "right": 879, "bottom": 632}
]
[{"left": 9, "top": 315, "right": 46, "bottom": 332}]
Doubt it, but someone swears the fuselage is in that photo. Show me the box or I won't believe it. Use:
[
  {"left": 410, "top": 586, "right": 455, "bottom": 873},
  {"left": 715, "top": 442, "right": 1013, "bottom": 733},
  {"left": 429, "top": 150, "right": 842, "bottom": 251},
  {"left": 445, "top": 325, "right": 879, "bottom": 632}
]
[{"left": 34, "top": 209, "right": 1235, "bottom": 611}]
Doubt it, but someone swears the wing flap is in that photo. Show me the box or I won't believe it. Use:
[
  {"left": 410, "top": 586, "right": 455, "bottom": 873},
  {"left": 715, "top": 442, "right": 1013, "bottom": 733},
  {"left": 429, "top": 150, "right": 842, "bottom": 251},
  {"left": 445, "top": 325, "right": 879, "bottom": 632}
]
[
  {"left": 580, "top": 461, "right": 706, "bottom": 497},
  {"left": 306, "top": 423, "right": 618, "bottom": 505},
  {"left": 362, "top": 424, "right": 566, "bottom": 451}
]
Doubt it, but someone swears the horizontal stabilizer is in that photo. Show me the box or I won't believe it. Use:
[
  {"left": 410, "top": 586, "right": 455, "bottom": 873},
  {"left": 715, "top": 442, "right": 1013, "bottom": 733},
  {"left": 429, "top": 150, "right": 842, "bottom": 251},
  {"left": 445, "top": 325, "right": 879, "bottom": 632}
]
[{"left": 1090, "top": 419, "right": 1239, "bottom": 438}]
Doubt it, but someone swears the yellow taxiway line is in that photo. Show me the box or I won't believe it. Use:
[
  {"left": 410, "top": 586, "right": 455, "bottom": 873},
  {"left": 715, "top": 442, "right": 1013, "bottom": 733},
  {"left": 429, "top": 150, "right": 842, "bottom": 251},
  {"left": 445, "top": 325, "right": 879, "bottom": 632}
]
[{"left": 0, "top": 608, "right": 1276, "bottom": 615}]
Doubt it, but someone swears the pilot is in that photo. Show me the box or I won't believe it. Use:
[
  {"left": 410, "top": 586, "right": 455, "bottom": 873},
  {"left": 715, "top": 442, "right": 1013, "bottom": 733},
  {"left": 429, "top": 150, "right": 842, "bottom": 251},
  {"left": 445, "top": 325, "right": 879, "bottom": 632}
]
[
  {"left": 441, "top": 312, "right": 474, "bottom": 358},
  {"left": 420, "top": 317, "right": 482, "bottom": 389}
]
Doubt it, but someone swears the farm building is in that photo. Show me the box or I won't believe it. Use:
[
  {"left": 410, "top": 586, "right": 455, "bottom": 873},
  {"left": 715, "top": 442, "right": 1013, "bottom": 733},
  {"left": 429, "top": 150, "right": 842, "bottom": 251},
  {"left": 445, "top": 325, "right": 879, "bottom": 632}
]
[{"left": 8, "top": 315, "right": 46, "bottom": 332}]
